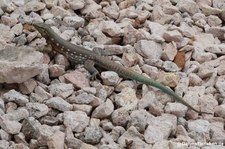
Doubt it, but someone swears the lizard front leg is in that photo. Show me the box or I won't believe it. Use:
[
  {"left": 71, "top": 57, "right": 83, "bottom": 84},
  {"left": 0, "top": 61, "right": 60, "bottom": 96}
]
[{"left": 84, "top": 60, "right": 100, "bottom": 80}]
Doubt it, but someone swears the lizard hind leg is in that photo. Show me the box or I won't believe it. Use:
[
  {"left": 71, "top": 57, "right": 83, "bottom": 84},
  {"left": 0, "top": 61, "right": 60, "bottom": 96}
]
[{"left": 84, "top": 60, "right": 100, "bottom": 80}]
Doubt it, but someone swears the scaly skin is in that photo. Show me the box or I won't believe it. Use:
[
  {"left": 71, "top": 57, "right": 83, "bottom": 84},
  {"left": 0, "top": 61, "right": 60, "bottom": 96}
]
[{"left": 33, "top": 22, "right": 208, "bottom": 114}]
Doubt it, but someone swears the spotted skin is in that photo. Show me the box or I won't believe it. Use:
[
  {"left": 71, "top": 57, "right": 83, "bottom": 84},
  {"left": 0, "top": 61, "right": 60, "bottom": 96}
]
[{"left": 33, "top": 22, "right": 209, "bottom": 114}]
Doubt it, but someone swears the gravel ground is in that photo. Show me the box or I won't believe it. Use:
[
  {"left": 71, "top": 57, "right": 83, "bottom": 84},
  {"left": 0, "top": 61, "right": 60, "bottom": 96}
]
[{"left": 0, "top": 0, "right": 225, "bottom": 149}]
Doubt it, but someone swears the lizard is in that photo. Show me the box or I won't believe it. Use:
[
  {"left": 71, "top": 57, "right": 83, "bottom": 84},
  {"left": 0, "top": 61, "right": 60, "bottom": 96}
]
[{"left": 33, "top": 22, "right": 208, "bottom": 114}]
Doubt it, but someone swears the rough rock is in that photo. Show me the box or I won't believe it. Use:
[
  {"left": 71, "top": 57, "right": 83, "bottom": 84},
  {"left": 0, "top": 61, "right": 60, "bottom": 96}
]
[
  {"left": 134, "top": 40, "right": 162, "bottom": 59},
  {"left": 48, "top": 83, "right": 74, "bottom": 98},
  {"left": 63, "top": 111, "right": 89, "bottom": 133},
  {"left": 176, "top": 0, "right": 200, "bottom": 15},
  {"left": 114, "top": 87, "right": 138, "bottom": 110},
  {"left": 0, "top": 46, "right": 43, "bottom": 83},
  {"left": 92, "top": 99, "right": 114, "bottom": 119},
  {"left": 64, "top": 70, "right": 90, "bottom": 89},
  {"left": 46, "top": 97, "right": 73, "bottom": 112},
  {"left": 26, "top": 102, "right": 49, "bottom": 118},
  {"left": 3, "top": 89, "right": 29, "bottom": 106}
]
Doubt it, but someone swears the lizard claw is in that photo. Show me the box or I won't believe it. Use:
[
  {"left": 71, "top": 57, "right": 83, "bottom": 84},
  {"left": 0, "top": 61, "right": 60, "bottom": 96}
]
[{"left": 90, "top": 71, "right": 100, "bottom": 81}]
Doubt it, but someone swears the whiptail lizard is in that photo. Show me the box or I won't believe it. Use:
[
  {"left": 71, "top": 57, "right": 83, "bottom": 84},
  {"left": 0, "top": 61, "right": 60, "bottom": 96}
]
[{"left": 33, "top": 22, "right": 208, "bottom": 114}]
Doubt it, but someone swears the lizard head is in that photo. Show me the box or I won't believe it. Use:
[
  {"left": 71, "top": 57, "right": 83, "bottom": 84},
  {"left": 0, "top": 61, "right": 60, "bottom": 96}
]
[{"left": 33, "top": 22, "right": 51, "bottom": 38}]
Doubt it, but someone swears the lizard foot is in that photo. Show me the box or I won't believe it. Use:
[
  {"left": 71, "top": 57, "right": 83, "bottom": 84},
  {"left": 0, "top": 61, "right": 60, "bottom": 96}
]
[{"left": 90, "top": 71, "right": 100, "bottom": 81}]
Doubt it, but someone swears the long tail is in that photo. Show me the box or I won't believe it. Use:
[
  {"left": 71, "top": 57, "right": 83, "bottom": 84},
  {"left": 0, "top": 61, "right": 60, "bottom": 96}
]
[{"left": 131, "top": 73, "right": 208, "bottom": 114}]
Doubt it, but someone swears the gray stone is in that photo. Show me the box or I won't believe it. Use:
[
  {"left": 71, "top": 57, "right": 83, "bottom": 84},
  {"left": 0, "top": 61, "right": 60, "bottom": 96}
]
[
  {"left": 198, "top": 63, "right": 214, "bottom": 78},
  {"left": 54, "top": 54, "right": 70, "bottom": 69},
  {"left": 63, "top": 70, "right": 90, "bottom": 89},
  {"left": 152, "top": 140, "right": 170, "bottom": 149},
  {"left": 157, "top": 72, "right": 180, "bottom": 87},
  {"left": 164, "top": 103, "right": 188, "bottom": 117},
  {"left": 47, "top": 131, "right": 65, "bottom": 149},
  {"left": 100, "top": 20, "right": 124, "bottom": 37},
  {"left": 207, "top": 15, "right": 222, "bottom": 26},
  {"left": 63, "top": 16, "right": 85, "bottom": 29},
  {"left": 50, "top": 6, "right": 71, "bottom": 17},
  {"left": 3, "top": 89, "right": 29, "bottom": 106},
  {"left": 36, "top": 124, "right": 57, "bottom": 146},
  {"left": 86, "top": 22, "right": 111, "bottom": 45},
  {"left": 0, "top": 24, "right": 15, "bottom": 42},
  {"left": 67, "top": 92, "right": 96, "bottom": 104},
  {"left": 128, "top": 110, "right": 154, "bottom": 133},
  {"left": 179, "top": 22, "right": 197, "bottom": 38},
  {"left": 46, "top": 97, "right": 73, "bottom": 111},
  {"left": 111, "top": 108, "right": 130, "bottom": 127},
  {"left": 145, "top": 21, "right": 166, "bottom": 38},
  {"left": 214, "top": 104, "right": 225, "bottom": 119},
  {"left": 64, "top": 111, "right": 89, "bottom": 132},
  {"left": 122, "top": 52, "right": 142, "bottom": 67},
  {"left": 36, "top": 64, "right": 51, "bottom": 84},
  {"left": 102, "top": 1, "right": 119, "bottom": 19},
  {"left": 83, "top": 126, "right": 103, "bottom": 144},
  {"left": 138, "top": 92, "right": 164, "bottom": 116},
  {"left": 114, "top": 87, "right": 138, "bottom": 110},
  {"left": 0, "top": 129, "right": 11, "bottom": 141},
  {"left": 199, "top": 94, "right": 218, "bottom": 114},
  {"left": 101, "top": 120, "right": 113, "bottom": 131},
  {"left": 176, "top": 0, "right": 200, "bottom": 15},
  {"left": 0, "top": 46, "right": 43, "bottom": 83},
  {"left": 187, "top": 119, "right": 210, "bottom": 133},
  {"left": 0, "top": 97, "right": 5, "bottom": 112},
  {"left": 110, "top": 126, "right": 125, "bottom": 142},
  {"left": 200, "top": 4, "right": 222, "bottom": 16},
  {"left": 80, "top": 0, "right": 101, "bottom": 15},
  {"left": 30, "top": 85, "right": 52, "bottom": 103},
  {"left": 122, "top": 24, "right": 138, "bottom": 45},
  {"left": 42, "top": 0, "right": 58, "bottom": 7},
  {"left": 92, "top": 99, "right": 114, "bottom": 119},
  {"left": 3, "top": 108, "right": 29, "bottom": 121},
  {"left": 1, "top": 15, "right": 18, "bottom": 27},
  {"left": 210, "top": 122, "right": 225, "bottom": 144},
  {"left": 14, "top": 132, "right": 28, "bottom": 146},
  {"left": 101, "top": 71, "right": 120, "bottom": 86},
  {"left": 67, "top": 0, "right": 84, "bottom": 10},
  {"left": 60, "top": 29, "right": 74, "bottom": 41},
  {"left": 82, "top": 87, "right": 97, "bottom": 94},
  {"left": 188, "top": 73, "right": 204, "bottom": 86},
  {"left": 73, "top": 104, "right": 92, "bottom": 115},
  {"left": 41, "top": 9, "right": 54, "bottom": 20},
  {"left": 162, "top": 61, "right": 180, "bottom": 72},
  {"left": 21, "top": 117, "right": 41, "bottom": 141},
  {"left": 48, "top": 83, "right": 74, "bottom": 99},
  {"left": 161, "top": 42, "right": 177, "bottom": 61},
  {"left": 163, "top": 30, "right": 183, "bottom": 42},
  {"left": 80, "top": 143, "right": 98, "bottom": 149},
  {"left": 5, "top": 102, "right": 17, "bottom": 113},
  {"left": 19, "top": 78, "right": 37, "bottom": 94},
  {"left": 205, "top": 26, "right": 225, "bottom": 40},
  {"left": 152, "top": 5, "right": 173, "bottom": 24},
  {"left": 205, "top": 44, "right": 225, "bottom": 54},
  {"left": 23, "top": 0, "right": 46, "bottom": 12},
  {"left": 134, "top": 40, "right": 162, "bottom": 59},
  {"left": 0, "top": 116, "right": 22, "bottom": 134},
  {"left": 13, "top": 34, "right": 27, "bottom": 46},
  {"left": 26, "top": 102, "right": 49, "bottom": 118},
  {"left": 41, "top": 116, "right": 59, "bottom": 126},
  {"left": 0, "top": 140, "right": 9, "bottom": 149},
  {"left": 48, "top": 64, "right": 65, "bottom": 78},
  {"left": 118, "top": 126, "right": 149, "bottom": 148},
  {"left": 65, "top": 127, "right": 82, "bottom": 148},
  {"left": 144, "top": 114, "right": 177, "bottom": 144}
]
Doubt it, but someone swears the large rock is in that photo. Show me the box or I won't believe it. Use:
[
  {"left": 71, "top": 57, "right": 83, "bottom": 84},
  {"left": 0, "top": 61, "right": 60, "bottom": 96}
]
[{"left": 0, "top": 46, "right": 43, "bottom": 83}]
